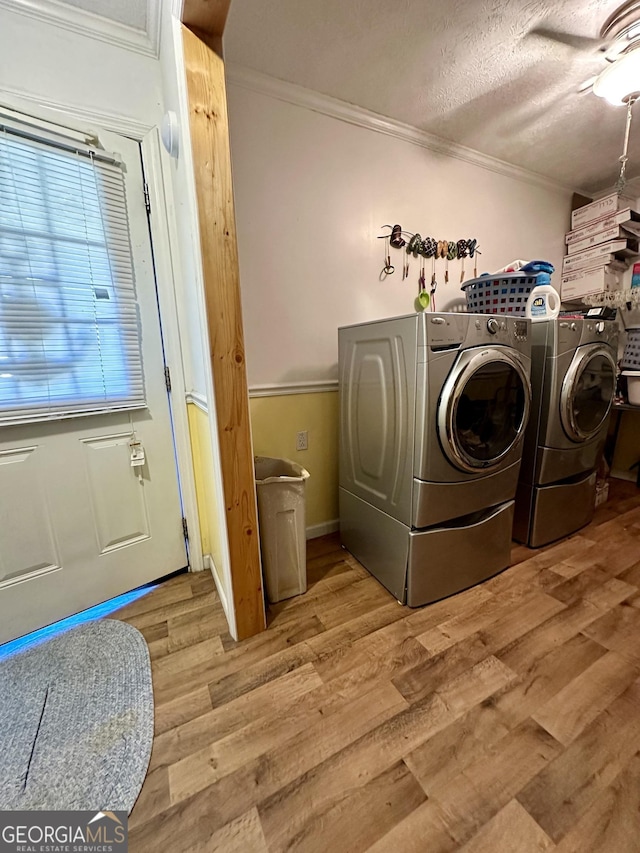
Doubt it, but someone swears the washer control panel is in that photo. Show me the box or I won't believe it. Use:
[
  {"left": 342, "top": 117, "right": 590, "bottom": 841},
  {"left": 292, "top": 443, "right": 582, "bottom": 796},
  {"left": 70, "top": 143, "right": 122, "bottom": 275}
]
[
  {"left": 422, "top": 313, "right": 530, "bottom": 353},
  {"left": 514, "top": 320, "right": 528, "bottom": 341}
]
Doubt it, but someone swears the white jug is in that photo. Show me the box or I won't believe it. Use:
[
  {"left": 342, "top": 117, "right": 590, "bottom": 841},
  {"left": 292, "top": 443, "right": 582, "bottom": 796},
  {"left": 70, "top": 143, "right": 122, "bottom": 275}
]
[{"left": 525, "top": 284, "right": 561, "bottom": 322}]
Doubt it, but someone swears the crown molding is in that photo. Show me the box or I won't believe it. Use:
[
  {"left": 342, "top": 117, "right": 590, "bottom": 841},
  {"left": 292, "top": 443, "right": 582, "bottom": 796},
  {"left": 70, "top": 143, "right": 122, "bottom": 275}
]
[
  {"left": 0, "top": 0, "right": 160, "bottom": 58},
  {"left": 226, "top": 64, "right": 583, "bottom": 197}
]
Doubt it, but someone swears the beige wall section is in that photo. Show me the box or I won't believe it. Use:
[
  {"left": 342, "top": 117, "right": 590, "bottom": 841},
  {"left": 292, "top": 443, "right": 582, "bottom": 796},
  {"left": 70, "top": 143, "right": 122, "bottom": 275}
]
[
  {"left": 250, "top": 392, "right": 339, "bottom": 534},
  {"left": 187, "top": 403, "right": 228, "bottom": 595}
]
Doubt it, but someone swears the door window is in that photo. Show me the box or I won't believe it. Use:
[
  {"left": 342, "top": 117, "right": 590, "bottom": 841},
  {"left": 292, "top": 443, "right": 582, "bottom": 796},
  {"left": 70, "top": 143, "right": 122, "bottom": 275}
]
[
  {"left": 454, "top": 360, "right": 527, "bottom": 463},
  {"left": 571, "top": 353, "right": 615, "bottom": 437},
  {"left": 0, "top": 126, "right": 144, "bottom": 424}
]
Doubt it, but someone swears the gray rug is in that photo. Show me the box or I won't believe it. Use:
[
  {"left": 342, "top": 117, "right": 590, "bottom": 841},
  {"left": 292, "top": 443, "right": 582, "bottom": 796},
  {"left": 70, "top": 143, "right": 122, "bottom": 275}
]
[{"left": 0, "top": 619, "right": 154, "bottom": 813}]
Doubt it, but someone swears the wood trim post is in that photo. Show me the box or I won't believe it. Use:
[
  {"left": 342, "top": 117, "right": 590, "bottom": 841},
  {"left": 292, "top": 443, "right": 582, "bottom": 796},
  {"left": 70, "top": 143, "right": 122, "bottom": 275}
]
[{"left": 182, "top": 25, "right": 266, "bottom": 639}]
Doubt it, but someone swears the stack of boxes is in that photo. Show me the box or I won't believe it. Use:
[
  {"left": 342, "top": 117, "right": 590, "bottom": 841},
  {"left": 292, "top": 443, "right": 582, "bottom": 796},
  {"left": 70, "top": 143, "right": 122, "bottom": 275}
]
[{"left": 561, "top": 192, "right": 640, "bottom": 302}]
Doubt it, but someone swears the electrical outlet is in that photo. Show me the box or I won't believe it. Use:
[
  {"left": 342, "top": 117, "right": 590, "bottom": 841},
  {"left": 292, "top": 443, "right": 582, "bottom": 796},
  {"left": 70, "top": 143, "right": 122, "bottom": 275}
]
[{"left": 296, "top": 430, "right": 308, "bottom": 451}]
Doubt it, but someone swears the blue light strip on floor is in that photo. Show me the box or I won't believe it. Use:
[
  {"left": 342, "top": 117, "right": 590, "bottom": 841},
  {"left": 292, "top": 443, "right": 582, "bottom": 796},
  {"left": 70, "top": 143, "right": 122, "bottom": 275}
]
[{"left": 0, "top": 584, "right": 158, "bottom": 662}]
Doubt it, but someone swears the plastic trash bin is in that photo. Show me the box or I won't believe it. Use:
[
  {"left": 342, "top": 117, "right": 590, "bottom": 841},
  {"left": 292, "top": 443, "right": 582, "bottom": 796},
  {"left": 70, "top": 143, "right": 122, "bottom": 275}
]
[{"left": 255, "top": 456, "right": 310, "bottom": 603}]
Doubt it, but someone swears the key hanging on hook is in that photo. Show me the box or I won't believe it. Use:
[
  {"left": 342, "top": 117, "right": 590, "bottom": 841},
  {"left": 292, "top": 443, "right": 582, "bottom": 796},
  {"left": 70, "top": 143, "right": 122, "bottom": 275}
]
[
  {"left": 430, "top": 257, "right": 438, "bottom": 313},
  {"left": 468, "top": 239, "right": 479, "bottom": 277},
  {"left": 445, "top": 241, "right": 457, "bottom": 285},
  {"left": 379, "top": 235, "right": 394, "bottom": 280},
  {"left": 457, "top": 239, "right": 469, "bottom": 283}
]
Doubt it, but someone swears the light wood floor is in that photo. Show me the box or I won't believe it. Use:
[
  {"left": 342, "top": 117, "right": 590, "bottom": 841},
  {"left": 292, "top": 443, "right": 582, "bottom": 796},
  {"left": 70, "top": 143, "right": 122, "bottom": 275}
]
[{"left": 114, "top": 480, "right": 640, "bottom": 852}]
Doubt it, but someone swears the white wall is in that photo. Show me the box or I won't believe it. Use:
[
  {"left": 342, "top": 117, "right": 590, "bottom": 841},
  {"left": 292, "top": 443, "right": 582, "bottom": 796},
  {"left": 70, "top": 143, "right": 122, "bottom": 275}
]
[
  {"left": 0, "top": 5, "right": 162, "bottom": 128},
  {"left": 227, "top": 75, "right": 573, "bottom": 388}
]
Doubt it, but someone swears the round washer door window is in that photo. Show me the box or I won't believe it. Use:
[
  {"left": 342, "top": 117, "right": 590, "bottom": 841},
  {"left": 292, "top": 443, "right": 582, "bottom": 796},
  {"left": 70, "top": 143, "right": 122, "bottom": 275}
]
[
  {"left": 438, "top": 349, "right": 531, "bottom": 473},
  {"left": 561, "top": 346, "right": 616, "bottom": 442}
]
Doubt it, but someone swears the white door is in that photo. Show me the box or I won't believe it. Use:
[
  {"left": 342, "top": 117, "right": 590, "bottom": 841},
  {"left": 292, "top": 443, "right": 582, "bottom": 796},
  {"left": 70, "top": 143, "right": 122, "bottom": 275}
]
[{"left": 0, "top": 123, "right": 187, "bottom": 644}]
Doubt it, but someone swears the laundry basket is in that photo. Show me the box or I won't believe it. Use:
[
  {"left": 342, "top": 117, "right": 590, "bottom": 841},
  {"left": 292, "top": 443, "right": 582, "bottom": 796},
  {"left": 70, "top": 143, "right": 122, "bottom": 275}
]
[
  {"left": 622, "top": 327, "right": 640, "bottom": 369},
  {"left": 255, "top": 456, "right": 310, "bottom": 604},
  {"left": 461, "top": 272, "right": 539, "bottom": 315}
]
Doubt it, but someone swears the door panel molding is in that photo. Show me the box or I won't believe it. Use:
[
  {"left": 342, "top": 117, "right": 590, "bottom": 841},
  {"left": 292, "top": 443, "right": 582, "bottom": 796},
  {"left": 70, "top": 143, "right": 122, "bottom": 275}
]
[
  {"left": 81, "top": 433, "right": 151, "bottom": 553},
  {"left": 0, "top": 445, "right": 61, "bottom": 588}
]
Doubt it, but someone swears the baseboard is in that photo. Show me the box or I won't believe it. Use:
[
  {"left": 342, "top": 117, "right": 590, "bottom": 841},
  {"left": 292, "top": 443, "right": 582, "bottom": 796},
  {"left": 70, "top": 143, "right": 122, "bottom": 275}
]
[
  {"left": 611, "top": 468, "right": 636, "bottom": 483},
  {"left": 306, "top": 519, "right": 339, "bottom": 539},
  {"left": 204, "top": 553, "right": 231, "bottom": 629}
]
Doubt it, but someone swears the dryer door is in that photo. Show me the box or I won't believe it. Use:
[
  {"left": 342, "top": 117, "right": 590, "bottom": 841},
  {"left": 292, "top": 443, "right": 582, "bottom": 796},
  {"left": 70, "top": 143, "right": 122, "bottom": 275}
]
[
  {"left": 437, "top": 347, "right": 531, "bottom": 474},
  {"left": 560, "top": 344, "right": 616, "bottom": 443}
]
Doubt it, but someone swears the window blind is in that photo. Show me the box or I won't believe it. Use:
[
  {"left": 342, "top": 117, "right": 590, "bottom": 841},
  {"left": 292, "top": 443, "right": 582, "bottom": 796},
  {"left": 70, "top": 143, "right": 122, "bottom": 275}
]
[{"left": 0, "top": 124, "right": 145, "bottom": 425}]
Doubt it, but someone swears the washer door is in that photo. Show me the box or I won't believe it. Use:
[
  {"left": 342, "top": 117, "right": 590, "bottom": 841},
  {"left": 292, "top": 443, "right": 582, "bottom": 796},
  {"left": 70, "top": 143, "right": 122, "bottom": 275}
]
[
  {"left": 560, "top": 344, "right": 616, "bottom": 442},
  {"left": 438, "top": 347, "right": 531, "bottom": 474}
]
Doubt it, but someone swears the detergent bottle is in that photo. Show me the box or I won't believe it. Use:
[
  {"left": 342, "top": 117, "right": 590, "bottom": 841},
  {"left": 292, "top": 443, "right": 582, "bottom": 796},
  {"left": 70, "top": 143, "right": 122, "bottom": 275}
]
[{"left": 525, "top": 284, "right": 561, "bottom": 322}]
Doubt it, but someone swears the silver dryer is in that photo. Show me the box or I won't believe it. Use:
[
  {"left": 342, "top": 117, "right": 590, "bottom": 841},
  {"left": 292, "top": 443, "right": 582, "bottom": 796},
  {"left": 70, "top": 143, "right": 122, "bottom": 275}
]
[
  {"left": 513, "top": 317, "right": 617, "bottom": 548},
  {"left": 339, "top": 311, "right": 532, "bottom": 606}
]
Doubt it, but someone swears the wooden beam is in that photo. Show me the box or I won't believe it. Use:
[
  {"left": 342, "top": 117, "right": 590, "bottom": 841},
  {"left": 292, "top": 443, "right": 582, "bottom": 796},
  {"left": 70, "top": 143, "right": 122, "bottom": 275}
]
[
  {"left": 182, "top": 25, "right": 266, "bottom": 640},
  {"left": 182, "top": 0, "right": 231, "bottom": 46}
]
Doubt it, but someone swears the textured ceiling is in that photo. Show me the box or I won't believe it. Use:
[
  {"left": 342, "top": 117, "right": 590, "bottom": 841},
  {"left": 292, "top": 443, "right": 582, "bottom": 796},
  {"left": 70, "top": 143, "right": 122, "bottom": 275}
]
[{"left": 224, "top": 0, "right": 640, "bottom": 193}]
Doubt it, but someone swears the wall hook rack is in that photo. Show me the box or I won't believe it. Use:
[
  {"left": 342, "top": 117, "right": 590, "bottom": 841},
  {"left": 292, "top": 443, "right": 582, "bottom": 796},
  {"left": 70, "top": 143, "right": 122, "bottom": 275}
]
[{"left": 379, "top": 224, "right": 481, "bottom": 282}]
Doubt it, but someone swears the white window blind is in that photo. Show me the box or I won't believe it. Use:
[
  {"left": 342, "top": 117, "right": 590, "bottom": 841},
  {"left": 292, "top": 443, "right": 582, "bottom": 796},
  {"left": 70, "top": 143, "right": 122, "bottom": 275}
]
[{"left": 0, "top": 120, "right": 145, "bottom": 425}]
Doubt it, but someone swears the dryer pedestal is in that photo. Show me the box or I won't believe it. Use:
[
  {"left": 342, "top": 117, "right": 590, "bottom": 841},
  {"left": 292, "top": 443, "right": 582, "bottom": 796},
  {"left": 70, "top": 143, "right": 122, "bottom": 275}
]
[
  {"left": 340, "top": 488, "right": 514, "bottom": 606},
  {"left": 513, "top": 470, "right": 597, "bottom": 548}
]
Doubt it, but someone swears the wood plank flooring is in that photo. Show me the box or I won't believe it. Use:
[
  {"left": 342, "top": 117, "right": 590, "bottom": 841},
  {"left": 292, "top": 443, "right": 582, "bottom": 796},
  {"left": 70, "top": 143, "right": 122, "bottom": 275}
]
[{"left": 112, "top": 479, "right": 640, "bottom": 852}]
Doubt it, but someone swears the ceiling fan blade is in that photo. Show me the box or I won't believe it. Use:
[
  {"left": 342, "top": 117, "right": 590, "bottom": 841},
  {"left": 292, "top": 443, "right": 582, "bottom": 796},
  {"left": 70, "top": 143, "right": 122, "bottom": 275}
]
[
  {"left": 578, "top": 75, "right": 598, "bottom": 94},
  {"left": 529, "top": 26, "right": 611, "bottom": 53}
]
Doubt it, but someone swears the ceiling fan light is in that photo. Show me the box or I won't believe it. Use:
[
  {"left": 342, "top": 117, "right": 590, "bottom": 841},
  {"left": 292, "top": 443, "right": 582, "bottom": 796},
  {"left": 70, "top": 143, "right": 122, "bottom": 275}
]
[{"left": 593, "top": 47, "right": 640, "bottom": 104}]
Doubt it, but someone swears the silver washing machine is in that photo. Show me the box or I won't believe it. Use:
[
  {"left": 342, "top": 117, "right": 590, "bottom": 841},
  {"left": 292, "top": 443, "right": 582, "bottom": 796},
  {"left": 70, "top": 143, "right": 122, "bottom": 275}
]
[
  {"left": 513, "top": 317, "right": 617, "bottom": 548},
  {"left": 339, "top": 311, "right": 532, "bottom": 606}
]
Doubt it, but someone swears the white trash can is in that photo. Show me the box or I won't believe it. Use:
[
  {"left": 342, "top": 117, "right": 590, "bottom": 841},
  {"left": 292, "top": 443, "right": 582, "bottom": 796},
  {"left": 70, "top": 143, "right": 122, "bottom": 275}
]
[{"left": 255, "top": 456, "right": 310, "bottom": 603}]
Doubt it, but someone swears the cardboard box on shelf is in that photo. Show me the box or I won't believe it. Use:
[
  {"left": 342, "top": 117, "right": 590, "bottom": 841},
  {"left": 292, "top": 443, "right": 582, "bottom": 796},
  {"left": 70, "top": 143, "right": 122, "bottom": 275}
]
[
  {"left": 567, "top": 224, "right": 640, "bottom": 254},
  {"left": 566, "top": 208, "right": 640, "bottom": 245},
  {"left": 561, "top": 265, "right": 621, "bottom": 301},
  {"left": 562, "top": 239, "right": 636, "bottom": 273},
  {"left": 571, "top": 193, "right": 623, "bottom": 230}
]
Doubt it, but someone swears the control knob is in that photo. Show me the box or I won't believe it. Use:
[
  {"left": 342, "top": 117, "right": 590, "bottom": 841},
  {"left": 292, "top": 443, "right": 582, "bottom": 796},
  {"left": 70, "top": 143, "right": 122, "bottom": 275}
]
[
  {"left": 596, "top": 321, "right": 605, "bottom": 334},
  {"left": 487, "top": 318, "right": 499, "bottom": 334}
]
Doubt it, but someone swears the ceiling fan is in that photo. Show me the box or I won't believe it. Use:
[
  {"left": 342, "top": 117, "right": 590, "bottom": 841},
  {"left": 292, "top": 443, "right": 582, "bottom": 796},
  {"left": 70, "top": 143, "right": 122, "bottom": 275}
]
[
  {"left": 534, "top": 0, "right": 640, "bottom": 104},
  {"left": 534, "top": 1, "right": 640, "bottom": 191}
]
